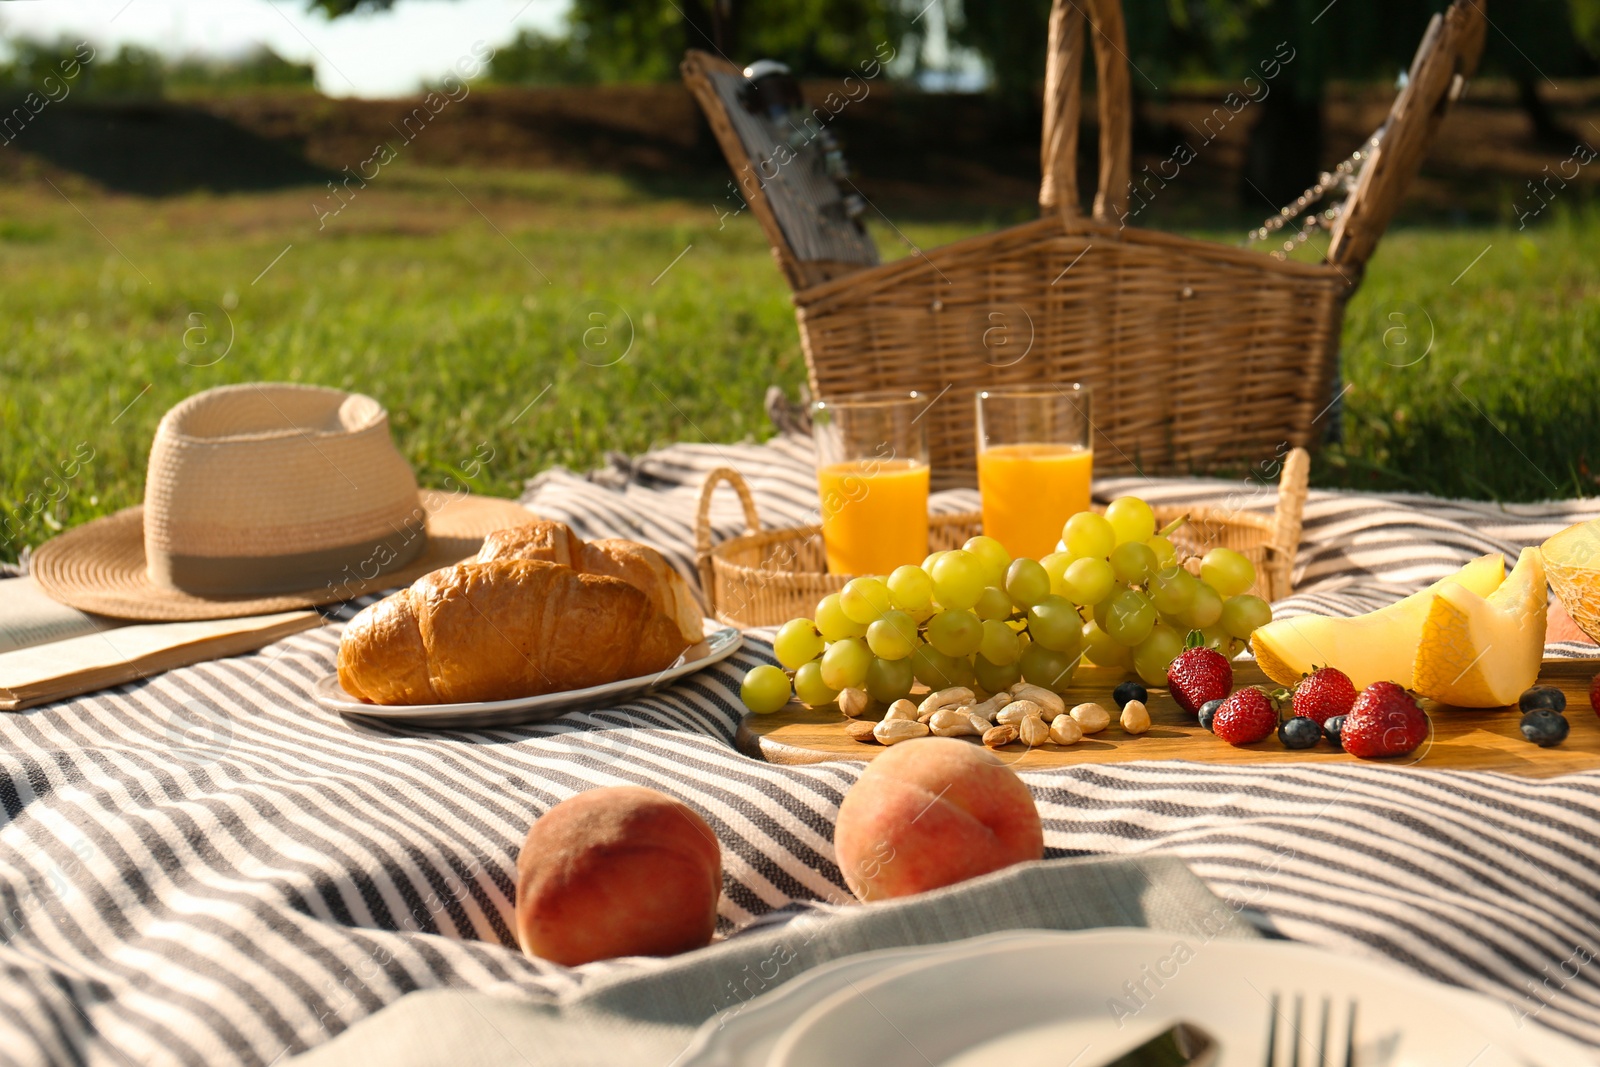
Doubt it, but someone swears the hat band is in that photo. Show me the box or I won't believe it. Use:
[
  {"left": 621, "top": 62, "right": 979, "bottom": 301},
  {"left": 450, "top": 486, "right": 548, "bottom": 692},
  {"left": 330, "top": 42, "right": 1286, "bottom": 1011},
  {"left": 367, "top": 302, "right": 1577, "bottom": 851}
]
[{"left": 148, "top": 515, "right": 429, "bottom": 597}]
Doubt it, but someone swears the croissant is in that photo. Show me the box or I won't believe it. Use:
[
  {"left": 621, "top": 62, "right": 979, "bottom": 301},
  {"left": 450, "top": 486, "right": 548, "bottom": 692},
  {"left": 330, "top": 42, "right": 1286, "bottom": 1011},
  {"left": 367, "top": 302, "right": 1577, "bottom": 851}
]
[
  {"left": 337, "top": 559, "right": 693, "bottom": 705},
  {"left": 476, "top": 521, "right": 703, "bottom": 646}
]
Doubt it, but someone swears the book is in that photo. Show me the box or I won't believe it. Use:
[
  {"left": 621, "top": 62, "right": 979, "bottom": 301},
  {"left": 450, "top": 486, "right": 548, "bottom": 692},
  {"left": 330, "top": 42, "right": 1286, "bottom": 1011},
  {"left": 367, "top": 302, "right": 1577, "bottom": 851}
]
[{"left": 0, "top": 578, "right": 322, "bottom": 710}]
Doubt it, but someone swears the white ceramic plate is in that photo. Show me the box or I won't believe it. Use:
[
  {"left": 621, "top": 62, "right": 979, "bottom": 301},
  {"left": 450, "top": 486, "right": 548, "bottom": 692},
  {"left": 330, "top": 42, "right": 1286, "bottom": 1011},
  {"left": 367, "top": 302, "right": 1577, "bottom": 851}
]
[
  {"left": 312, "top": 619, "right": 741, "bottom": 727},
  {"left": 678, "top": 929, "right": 1593, "bottom": 1067}
]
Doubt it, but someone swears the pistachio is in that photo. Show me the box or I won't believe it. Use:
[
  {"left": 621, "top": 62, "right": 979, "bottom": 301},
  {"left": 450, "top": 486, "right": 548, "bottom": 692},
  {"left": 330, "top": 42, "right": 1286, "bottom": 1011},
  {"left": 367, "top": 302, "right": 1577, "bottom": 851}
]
[
  {"left": 844, "top": 720, "right": 879, "bottom": 743},
  {"left": 919, "top": 687, "right": 976, "bottom": 717},
  {"left": 1009, "top": 683, "right": 1067, "bottom": 717},
  {"left": 874, "top": 718, "right": 930, "bottom": 745},
  {"left": 1070, "top": 701, "right": 1112, "bottom": 734},
  {"left": 929, "top": 707, "right": 983, "bottom": 737},
  {"left": 1049, "top": 714, "right": 1084, "bottom": 746},
  {"left": 838, "top": 687, "right": 870, "bottom": 719},
  {"left": 1018, "top": 714, "right": 1051, "bottom": 747},
  {"left": 1120, "top": 699, "right": 1152, "bottom": 735},
  {"left": 982, "top": 724, "right": 1020, "bottom": 748},
  {"left": 997, "top": 699, "right": 1047, "bottom": 726},
  {"left": 884, "top": 698, "right": 919, "bottom": 722}
]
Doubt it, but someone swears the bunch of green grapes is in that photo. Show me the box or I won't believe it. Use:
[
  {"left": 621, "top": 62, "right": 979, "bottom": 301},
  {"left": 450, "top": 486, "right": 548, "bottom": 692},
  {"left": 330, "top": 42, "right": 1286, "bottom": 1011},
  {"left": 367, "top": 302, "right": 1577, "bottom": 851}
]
[{"left": 739, "top": 495, "right": 1275, "bottom": 714}]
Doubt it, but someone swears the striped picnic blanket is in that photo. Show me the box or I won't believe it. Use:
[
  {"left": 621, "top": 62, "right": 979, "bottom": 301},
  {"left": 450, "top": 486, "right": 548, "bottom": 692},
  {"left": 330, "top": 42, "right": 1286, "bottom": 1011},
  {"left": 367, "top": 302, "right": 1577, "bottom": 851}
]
[{"left": 4, "top": 433, "right": 1600, "bottom": 1066}]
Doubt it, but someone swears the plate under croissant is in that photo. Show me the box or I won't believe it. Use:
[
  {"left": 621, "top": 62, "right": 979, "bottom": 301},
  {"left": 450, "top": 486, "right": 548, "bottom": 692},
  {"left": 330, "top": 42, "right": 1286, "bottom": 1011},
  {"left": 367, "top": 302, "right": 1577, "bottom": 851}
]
[{"left": 312, "top": 619, "right": 742, "bottom": 728}]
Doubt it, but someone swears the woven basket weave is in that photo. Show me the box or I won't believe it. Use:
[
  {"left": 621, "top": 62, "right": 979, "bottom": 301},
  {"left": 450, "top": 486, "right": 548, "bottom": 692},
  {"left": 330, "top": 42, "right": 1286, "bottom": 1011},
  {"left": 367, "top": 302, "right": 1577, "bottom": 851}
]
[
  {"left": 683, "top": 1, "right": 1485, "bottom": 491},
  {"left": 695, "top": 447, "right": 1309, "bottom": 629}
]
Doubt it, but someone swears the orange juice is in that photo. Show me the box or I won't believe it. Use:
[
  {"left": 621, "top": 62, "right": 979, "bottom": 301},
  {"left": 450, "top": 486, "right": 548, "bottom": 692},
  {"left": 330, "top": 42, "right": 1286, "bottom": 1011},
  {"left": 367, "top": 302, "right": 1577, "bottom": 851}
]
[
  {"left": 817, "top": 459, "right": 930, "bottom": 576},
  {"left": 978, "top": 443, "right": 1093, "bottom": 560}
]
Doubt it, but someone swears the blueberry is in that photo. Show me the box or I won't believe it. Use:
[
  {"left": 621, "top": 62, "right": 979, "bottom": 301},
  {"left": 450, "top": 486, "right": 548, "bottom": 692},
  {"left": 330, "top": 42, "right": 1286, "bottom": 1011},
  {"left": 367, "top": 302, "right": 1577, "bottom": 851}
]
[
  {"left": 1518, "top": 685, "right": 1566, "bottom": 715},
  {"left": 1278, "top": 716, "right": 1321, "bottom": 750},
  {"left": 1520, "top": 709, "right": 1570, "bottom": 747},
  {"left": 1324, "top": 714, "right": 1347, "bottom": 751},
  {"left": 1197, "top": 698, "right": 1223, "bottom": 732},
  {"left": 1113, "top": 681, "right": 1149, "bottom": 710}
]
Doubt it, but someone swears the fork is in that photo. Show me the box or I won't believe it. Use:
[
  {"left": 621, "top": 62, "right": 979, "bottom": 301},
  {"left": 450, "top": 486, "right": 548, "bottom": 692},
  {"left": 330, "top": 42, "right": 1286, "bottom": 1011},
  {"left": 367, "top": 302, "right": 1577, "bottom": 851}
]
[{"left": 1262, "top": 992, "right": 1356, "bottom": 1067}]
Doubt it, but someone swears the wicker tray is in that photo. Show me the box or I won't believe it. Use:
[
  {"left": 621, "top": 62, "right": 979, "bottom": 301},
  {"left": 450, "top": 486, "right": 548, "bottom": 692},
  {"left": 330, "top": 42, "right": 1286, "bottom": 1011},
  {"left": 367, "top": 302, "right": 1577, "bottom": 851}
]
[
  {"left": 695, "top": 449, "right": 1308, "bottom": 629},
  {"left": 683, "top": 1, "right": 1485, "bottom": 488}
]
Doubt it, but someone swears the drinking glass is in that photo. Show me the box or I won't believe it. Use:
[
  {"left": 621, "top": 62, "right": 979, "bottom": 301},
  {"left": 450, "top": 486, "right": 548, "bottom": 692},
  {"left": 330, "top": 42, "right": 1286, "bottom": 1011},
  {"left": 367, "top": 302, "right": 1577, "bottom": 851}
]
[
  {"left": 812, "top": 392, "right": 930, "bottom": 576},
  {"left": 976, "top": 383, "right": 1094, "bottom": 560}
]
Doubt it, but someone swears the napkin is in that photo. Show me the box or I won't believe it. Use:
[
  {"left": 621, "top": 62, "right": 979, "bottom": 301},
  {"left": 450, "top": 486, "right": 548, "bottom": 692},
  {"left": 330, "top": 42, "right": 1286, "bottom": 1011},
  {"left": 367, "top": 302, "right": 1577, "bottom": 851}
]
[{"left": 294, "top": 855, "right": 1256, "bottom": 1066}]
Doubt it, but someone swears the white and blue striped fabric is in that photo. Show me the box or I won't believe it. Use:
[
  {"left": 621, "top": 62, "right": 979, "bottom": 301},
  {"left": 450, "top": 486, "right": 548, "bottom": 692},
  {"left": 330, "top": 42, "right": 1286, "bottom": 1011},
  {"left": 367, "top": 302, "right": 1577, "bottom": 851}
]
[{"left": 3, "top": 433, "right": 1600, "bottom": 1066}]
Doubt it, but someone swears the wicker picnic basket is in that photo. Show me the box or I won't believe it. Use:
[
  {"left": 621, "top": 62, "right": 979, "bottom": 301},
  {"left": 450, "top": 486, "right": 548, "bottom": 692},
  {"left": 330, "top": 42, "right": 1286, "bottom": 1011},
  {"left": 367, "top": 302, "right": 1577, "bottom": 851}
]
[
  {"left": 683, "top": 0, "right": 1485, "bottom": 491},
  {"left": 696, "top": 446, "right": 1309, "bottom": 628}
]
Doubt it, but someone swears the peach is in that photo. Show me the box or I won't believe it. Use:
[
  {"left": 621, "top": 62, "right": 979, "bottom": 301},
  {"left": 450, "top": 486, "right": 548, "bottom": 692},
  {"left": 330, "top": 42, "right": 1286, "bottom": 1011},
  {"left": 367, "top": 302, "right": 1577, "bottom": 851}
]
[
  {"left": 834, "top": 738, "right": 1043, "bottom": 901},
  {"left": 515, "top": 786, "right": 722, "bottom": 966}
]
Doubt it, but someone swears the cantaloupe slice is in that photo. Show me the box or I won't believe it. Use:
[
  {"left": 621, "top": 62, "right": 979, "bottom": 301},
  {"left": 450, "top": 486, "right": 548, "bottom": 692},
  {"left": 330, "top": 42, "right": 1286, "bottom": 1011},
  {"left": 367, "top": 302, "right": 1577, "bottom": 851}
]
[
  {"left": 1250, "top": 553, "right": 1506, "bottom": 689},
  {"left": 1412, "top": 547, "right": 1547, "bottom": 707},
  {"left": 1542, "top": 519, "right": 1600, "bottom": 644}
]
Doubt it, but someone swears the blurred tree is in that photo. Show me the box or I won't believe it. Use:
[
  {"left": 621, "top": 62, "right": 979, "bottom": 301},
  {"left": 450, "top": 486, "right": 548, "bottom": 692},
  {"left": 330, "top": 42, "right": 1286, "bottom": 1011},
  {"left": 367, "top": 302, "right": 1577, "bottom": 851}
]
[{"left": 0, "top": 39, "right": 315, "bottom": 98}]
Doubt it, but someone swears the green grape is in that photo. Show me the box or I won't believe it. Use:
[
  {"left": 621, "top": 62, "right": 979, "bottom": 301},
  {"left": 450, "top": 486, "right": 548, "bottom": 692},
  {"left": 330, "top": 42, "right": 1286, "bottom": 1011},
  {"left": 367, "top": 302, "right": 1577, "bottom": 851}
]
[
  {"left": 1104, "top": 496, "right": 1157, "bottom": 544},
  {"left": 1108, "top": 541, "right": 1157, "bottom": 585},
  {"left": 1220, "top": 594, "right": 1273, "bottom": 639},
  {"left": 930, "top": 550, "right": 985, "bottom": 610},
  {"left": 740, "top": 665, "right": 792, "bottom": 714},
  {"left": 974, "top": 653, "right": 1023, "bottom": 695},
  {"left": 866, "top": 656, "right": 915, "bottom": 704},
  {"left": 793, "top": 660, "right": 839, "bottom": 706},
  {"left": 1027, "top": 595, "right": 1082, "bottom": 653},
  {"left": 887, "top": 564, "right": 935, "bottom": 613},
  {"left": 1148, "top": 566, "right": 1199, "bottom": 616},
  {"left": 1063, "top": 511, "right": 1116, "bottom": 560},
  {"left": 1103, "top": 588, "right": 1157, "bottom": 646},
  {"left": 1020, "top": 642, "right": 1079, "bottom": 693},
  {"left": 978, "top": 618, "right": 1022, "bottom": 665},
  {"left": 866, "top": 610, "right": 919, "bottom": 660},
  {"left": 911, "top": 644, "right": 974, "bottom": 689},
  {"left": 975, "top": 585, "right": 1014, "bottom": 621},
  {"left": 1092, "top": 587, "right": 1121, "bottom": 632},
  {"left": 1132, "top": 623, "right": 1185, "bottom": 686},
  {"left": 1041, "top": 552, "right": 1074, "bottom": 597},
  {"left": 1004, "top": 557, "right": 1051, "bottom": 607},
  {"left": 1065, "top": 557, "right": 1115, "bottom": 605},
  {"left": 815, "top": 593, "right": 867, "bottom": 641},
  {"left": 1146, "top": 535, "right": 1179, "bottom": 571},
  {"left": 963, "top": 535, "right": 1011, "bottom": 587},
  {"left": 922, "top": 550, "right": 947, "bottom": 572},
  {"left": 819, "top": 637, "right": 872, "bottom": 690},
  {"left": 773, "top": 618, "right": 825, "bottom": 670},
  {"left": 1200, "top": 547, "right": 1257, "bottom": 598},
  {"left": 927, "top": 608, "right": 983, "bottom": 657},
  {"left": 1199, "top": 625, "right": 1231, "bottom": 651},
  {"left": 1082, "top": 620, "right": 1134, "bottom": 668},
  {"left": 839, "top": 576, "right": 893, "bottom": 624},
  {"left": 1180, "top": 581, "right": 1224, "bottom": 629}
]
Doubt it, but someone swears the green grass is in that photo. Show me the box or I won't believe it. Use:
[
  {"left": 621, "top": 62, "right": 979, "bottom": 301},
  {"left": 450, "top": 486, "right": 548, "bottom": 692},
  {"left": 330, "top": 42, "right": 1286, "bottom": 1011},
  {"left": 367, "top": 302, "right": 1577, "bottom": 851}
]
[{"left": 2, "top": 166, "right": 1598, "bottom": 562}]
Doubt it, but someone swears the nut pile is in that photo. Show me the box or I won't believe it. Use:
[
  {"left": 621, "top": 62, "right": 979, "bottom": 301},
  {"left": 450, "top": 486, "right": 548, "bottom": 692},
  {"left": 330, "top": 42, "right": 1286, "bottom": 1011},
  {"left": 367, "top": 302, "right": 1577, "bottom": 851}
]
[{"left": 843, "top": 682, "right": 1147, "bottom": 751}]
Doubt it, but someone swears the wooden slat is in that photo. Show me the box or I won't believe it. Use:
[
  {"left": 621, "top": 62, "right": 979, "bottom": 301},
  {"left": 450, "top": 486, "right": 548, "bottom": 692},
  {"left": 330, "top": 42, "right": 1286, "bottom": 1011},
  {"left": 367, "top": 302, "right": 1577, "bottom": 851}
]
[{"left": 739, "top": 659, "right": 1600, "bottom": 779}]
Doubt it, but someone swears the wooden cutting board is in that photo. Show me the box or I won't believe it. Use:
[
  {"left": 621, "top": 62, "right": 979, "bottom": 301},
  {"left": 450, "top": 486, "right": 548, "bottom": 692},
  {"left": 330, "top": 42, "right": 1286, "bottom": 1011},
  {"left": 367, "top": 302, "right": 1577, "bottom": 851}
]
[{"left": 736, "top": 660, "right": 1600, "bottom": 779}]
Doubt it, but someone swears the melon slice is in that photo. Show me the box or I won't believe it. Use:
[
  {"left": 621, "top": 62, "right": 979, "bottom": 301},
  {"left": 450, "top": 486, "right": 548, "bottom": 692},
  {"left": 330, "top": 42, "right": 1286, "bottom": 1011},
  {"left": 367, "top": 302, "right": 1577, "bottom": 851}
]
[
  {"left": 1250, "top": 553, "right": 1506, "bottom": 689},
  {"left": 1542, "top": 519, "right": 1600, "bottom": 644},
  {"left": 1412, "top": 547, "right": 1547, "bottom": 707}
]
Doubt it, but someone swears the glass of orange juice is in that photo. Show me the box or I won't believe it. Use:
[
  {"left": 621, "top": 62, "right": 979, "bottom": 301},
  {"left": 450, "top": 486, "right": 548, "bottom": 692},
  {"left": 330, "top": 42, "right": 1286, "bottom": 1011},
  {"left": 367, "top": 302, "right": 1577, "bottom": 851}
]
[
  {"left": 976, "top": 383, "right": 1093, "bottom": 560},
  {"left": 812, "top": 392, "right": 930, "bottom": 576}
]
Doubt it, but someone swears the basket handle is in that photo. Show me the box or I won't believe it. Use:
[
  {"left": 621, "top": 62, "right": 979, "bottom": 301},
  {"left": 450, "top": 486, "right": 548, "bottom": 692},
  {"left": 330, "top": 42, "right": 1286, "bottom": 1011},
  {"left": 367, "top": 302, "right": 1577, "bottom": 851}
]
[
  {"left": 1038, "top": 0, "right": 1134, "bottom": 226},
  {"left": 1270, "top": 447, "right": 1311, "bottom": 581},
  {"left": 1326, "top": 0, "right": 1486, "bottom": 276},
  {"left": 694, "top": 467, "right": 763, "bottom": 601}
]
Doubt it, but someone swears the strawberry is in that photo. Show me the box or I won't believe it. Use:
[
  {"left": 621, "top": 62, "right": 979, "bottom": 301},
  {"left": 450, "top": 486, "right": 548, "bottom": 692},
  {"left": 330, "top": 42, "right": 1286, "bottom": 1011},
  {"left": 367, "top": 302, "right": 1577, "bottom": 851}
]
[
  {"left": 1167, "top": 641, "right": 1233, "bottom": 715},
  {"left": 1590, "top": 673, "right": 1600, "bottom": 716},
  {"left": 1292, "top": 667, "right": 1357, "bottom": 726},
  {"left": 1340, "top": 681, "right": 1429, "bottom": 759},
  {"left": 1211, "top": 687, "right": 1279, "bottom": 746}
]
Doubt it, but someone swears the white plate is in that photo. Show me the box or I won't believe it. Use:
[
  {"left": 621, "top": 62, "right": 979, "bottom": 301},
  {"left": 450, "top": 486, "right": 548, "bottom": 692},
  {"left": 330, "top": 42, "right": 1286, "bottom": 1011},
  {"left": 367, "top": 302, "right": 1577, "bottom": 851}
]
[
  {"left": 679, "top": 930, "right": 1593, "bottom": 1067},
  {"left": 312, "top": 619, "right": 741, "bottom": 727}
]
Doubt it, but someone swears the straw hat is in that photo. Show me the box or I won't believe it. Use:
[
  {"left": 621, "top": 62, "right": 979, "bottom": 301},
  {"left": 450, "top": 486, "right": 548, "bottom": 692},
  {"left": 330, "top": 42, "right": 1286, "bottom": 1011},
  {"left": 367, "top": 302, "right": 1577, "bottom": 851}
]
[{"left": 32, "top": 383, "right": 537, "bottom": 620}]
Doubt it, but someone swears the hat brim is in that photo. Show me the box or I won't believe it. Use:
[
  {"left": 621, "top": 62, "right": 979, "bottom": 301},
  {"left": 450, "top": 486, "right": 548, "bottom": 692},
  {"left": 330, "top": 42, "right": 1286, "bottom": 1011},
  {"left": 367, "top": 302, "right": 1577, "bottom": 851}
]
[{"left": 30, "top": 490, "right": 539, "bottom": 621}]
